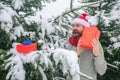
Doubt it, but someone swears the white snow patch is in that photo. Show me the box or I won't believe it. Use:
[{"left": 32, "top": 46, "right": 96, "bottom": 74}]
[
  {"left": 110, "top": 37, "right": 117, "bottom": 42},
  {"left": 113, "top": 42, "right": 120, "bottom": 49},
  {"left": 53, "top": 48, "right": 80, "bottom": 80},
  {"left": 12, "top": 0, "right": 25, "bottom": 10}
]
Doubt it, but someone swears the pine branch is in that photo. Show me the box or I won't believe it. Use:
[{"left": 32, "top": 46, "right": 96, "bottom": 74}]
[
  {"left": 106, "top": 62, "right": 118, "bottom": 69},
  {"left": 78, "top": 0, "right": 103, "bottom": 6},
  {"left": 54, "top": 0, "right": 103, "bottom": 22},
  {"left": 79, "top": 71, "right": 93, "bottom": 80},
  {"left": 70, "top": 0, "right": 73, "bottom": 10}
]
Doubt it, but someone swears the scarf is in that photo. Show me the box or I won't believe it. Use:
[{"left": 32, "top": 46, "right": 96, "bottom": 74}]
[{"left": 69, "top": 36, "right": 81, "bottom": 47}]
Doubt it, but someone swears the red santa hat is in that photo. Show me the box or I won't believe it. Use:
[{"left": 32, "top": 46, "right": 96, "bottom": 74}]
[{"left": 72, "top": 13, "right": 90, "bottom": 27}]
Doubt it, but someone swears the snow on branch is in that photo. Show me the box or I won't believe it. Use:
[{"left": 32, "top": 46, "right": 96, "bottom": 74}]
[
  {"left": 12, "top": 0, "right": 25, "bottom": 10},
  {"left": 54, "top": 0, "right": 103, "bottom": 22},
  {"left": 5, "top": 43, "right": 94, "bottom": 80},
  {"left": 53, "top": 48, "right": 80, "bottom": 80},
  {"left": 5, "top": 43, "right": 53, "bottom": 80},
  {"left": 78, "top": 0, "right": 103, "bottom": 7},
  {"left": 106, "top": 62, "right": 118, "bottom": 69},
  {"left": 38, "top": 66, "right": 48, "bottom": 80}
]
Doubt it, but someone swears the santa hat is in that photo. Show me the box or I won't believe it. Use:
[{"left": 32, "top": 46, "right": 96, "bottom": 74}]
[{"left": 72, "top": 13, "right": 90, "bottom": 27}]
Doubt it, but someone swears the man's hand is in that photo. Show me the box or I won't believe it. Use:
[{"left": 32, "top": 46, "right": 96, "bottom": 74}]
[
  {"left": 92, "top": 37, "right": 100, "bottom": 57},
  {"left": 77, "top": 40, "right": 83, "bottom": 56}
]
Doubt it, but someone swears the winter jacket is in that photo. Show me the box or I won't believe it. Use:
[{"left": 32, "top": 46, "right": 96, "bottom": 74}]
[{"left": 66, "top": 42, "right": 107, "bottom": 80}]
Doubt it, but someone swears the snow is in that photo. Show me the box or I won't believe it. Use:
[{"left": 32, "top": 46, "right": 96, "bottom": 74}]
[
  {"left": 23, "top": 0, "right": 71, "bottom": 22},
  {"left": 6, "top": 50, "right": 25, "bottom": 80},
  {"left": 114, "top": 61, "right": 120, "bottom": 66},
  {"left": 117, "top": 35, "right": 120, "bottom": 41},
  {"left": 9, "top": 25, "right": 25, "bottom": 40},
  {"left": 5, "top": 43, "right": 52, "bottom": 80},
  {"left": 14, "top": 25, "right": 24, "bottom": 37},
  {"left": 1, "top": 0, "right": 120, "bottom": 80},
  {"left": 4, "top": 6, "right": 18, "bottom": 17},
  {"left": 0, "top": 3, "right": 18, "bottom": 23},
  {"left": 88, "top": 15, "right": 98, "bottom": 26},
  {"left": 10, "top": 33, "right": 17, "bottom": 40},
  {"left": 0, "top": 9, "right": 12, "bottom": 23},
  {"left": 41, "top": 20, "right": 55, "bottom": 35},
  {"left": 25, "top": 0, "right": 104, "bottom": 26},
  {"left": 113, "top": 42, "right": 120, "bottom": 49},
  {"left": 12, "top": 0, "right": 25, "bottom": 10},
  {"left": 53, "top": 48, "right": 80, "bottom": 80},
  {"left": 0, "top": 2, "right": 19, "bottom": 34},
  {"left": 40, "top": 0, "right": 70, "bottom": 19},
  {"left": 110, "top": 37, "right": 117, "bottom": 42},
  {"left": 106, "top": 63, "right": 118, "bottom": 69},
  {"left": 5, "top": 43, "right": 82, "bottom": 80},
  {"left": 53, "top": 77, "right": 65, "bottom": 80},
  {"left": 101, "top": 10, "right": 111, "bottom": 26},
  {"left": 1, "top": 22, "right": 13, "bottom": 33},
  {"left": 38, "top": 66, "right": 48, "bottom": 80},
  {"left": 38, "top": 40, "right": 44, "bottom": 44},
  {"left": 110, "top": 0, "right": 120, "bottom": 22}
]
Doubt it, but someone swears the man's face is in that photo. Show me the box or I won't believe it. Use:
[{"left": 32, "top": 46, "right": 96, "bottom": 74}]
[{"left": 72, "top": 23, "right": 84, "bottom": 39}]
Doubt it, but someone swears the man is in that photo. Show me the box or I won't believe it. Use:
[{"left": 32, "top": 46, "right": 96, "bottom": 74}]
[{"left": 66, "top": 13, "right": 107, "bottom": 80}]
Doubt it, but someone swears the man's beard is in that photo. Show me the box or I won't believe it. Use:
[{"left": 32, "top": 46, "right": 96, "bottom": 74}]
[{"left": 72, "top": 30, "right": 82, "bottom": 40}]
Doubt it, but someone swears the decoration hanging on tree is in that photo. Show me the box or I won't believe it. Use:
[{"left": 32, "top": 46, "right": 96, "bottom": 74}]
[{"left": 16, "top": 40, "right": 37, "bottom": 53}]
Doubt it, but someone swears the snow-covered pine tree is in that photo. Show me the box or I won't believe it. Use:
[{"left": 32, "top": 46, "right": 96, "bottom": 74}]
[
  {"left": 1, "top": 0, "right": 120, "bottom": 80},
  {"left": 0, "top": 0, "right": 80, "bottom": 80},
  {"left": 0, "top": 0, "right": 57, "bottom": 80}
]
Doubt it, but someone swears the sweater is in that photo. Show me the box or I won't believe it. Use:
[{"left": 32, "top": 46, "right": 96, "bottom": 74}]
[{"left": 66, "top": 42, "right": 107, "bottom": 80}]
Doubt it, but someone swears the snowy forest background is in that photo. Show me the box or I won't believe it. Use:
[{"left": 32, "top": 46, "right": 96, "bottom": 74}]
[{"left": 0, "top": 0, "right": 120, "bottom": 80}]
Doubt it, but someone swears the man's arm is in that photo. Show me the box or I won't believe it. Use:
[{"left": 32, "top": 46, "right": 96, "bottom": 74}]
[{"left": 94, "top": 43, "right": 107, "bottom": 75}]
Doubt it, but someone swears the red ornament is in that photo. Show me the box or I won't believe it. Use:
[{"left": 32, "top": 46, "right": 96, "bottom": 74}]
[{"left": 16, "top": 43, "right": 37, "bottom": 54}]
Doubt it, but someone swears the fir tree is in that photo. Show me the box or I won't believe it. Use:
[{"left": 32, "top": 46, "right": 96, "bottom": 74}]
[{"left": 0, "top": 0, "right": 120, "bottom": 80}]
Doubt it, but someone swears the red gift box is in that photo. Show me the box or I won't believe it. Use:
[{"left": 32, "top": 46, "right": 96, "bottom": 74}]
[
  {"left": 16, "top": 43, "right": 37, "bottom": 53},
  {"left": 80, "top": 25, "right": 100, "bottom": 50}
]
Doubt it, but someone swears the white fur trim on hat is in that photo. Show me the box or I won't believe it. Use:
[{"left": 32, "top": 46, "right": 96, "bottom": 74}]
[{"left": 72, "top": 18, "right": 90, "bottom": 27}]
